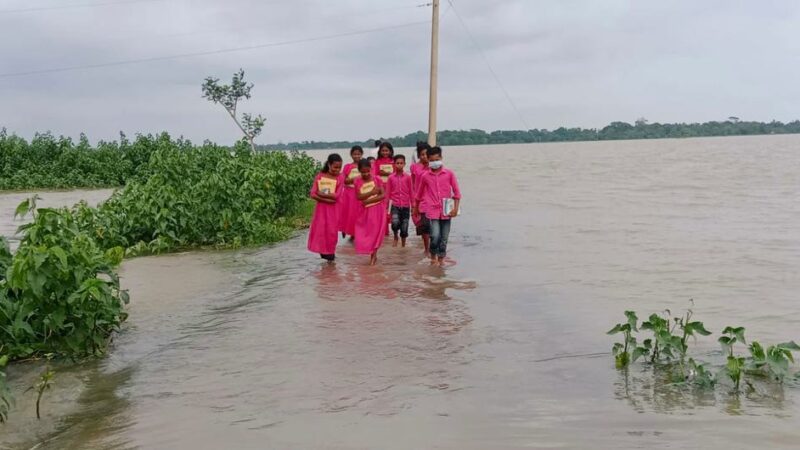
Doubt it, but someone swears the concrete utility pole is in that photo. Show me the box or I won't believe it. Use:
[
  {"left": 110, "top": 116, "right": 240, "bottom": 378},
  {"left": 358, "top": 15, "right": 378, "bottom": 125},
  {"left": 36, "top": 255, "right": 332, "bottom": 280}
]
[{"left": 427, "top": 0, "right": 440, "bottom": 146}]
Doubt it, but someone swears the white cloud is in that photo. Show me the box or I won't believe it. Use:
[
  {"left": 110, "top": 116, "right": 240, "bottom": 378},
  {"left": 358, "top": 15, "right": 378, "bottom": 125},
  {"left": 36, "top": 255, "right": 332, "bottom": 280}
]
[{"left": 1, "top": 0, "right": 799, "bottom": 143}]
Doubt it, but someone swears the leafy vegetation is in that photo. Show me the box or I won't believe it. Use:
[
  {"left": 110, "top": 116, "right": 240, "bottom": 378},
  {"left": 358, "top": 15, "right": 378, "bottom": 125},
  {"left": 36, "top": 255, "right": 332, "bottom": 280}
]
[
  {"left": 608, "top": 311, "right": 639, "bottom": 369},
  {"left": 609, "top": 306, "right": 799, "bottom": 395},
  {"left": 260, "top": 119, "right": 800, "bottom": 150},
  {"left": 0, "top": 130, "right": 159, "bottom": 191},
  {"left": 69, "top": 139, "right": 317, "bottom": 255},
  {"left": 0, "top": 134, "right": 318, "bottom": 423}
]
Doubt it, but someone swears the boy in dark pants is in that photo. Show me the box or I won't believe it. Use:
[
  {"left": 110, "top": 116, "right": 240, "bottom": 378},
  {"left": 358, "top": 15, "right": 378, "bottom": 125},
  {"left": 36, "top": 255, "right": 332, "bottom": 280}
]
[
  {"left": 388, "top": 154, "right": 413, "bottom": 247},
  {"left": 413, "top": 146, "right": 461, "bottom": 265}
]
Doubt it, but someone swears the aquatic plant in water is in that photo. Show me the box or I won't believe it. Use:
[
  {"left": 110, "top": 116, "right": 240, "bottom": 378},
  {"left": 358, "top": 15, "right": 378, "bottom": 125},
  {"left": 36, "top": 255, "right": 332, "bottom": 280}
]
[
  {"left": 25, "top": 364, "right": 55, "bottom": 419},
  {"left": 609, "top": 307, "right": 798, "bottom": 396},
  {"left": 607, "top": 311, "right": 640, "bottom": 369}
]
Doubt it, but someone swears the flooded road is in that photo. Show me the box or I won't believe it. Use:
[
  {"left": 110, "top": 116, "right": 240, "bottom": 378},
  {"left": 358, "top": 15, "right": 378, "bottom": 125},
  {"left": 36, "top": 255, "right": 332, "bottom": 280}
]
[{"left": 2, "top": 135, "right": 800, "bottom": 449}]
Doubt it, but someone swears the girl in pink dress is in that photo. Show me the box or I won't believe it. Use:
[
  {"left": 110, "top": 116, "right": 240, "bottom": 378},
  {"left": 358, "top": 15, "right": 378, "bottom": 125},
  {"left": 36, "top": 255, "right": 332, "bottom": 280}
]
[
  {"left": 338, "top": 145, "right": 363, "bottom": 239},
  {"left": 308, "top": 153, "right": 344, "bottom": 262},
  {"left": 373, "top": 142, "right": 394, "bottom": 236},
  {"left": 354, "top": 159, "right": 387, "bottom": 265}
]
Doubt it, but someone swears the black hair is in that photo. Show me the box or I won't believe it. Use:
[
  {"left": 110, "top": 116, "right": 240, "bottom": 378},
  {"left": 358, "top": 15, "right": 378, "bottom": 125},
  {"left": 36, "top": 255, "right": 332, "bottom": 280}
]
[
  {"left": 350, "top": 145, "right": 363, "bottom": 156},
  {"left": 357, "top": 159, "right": 372, "bottom": 170},
  {"left": 367, "top": 156, "right": 376, "bottom": 162},
  {"left": 378, "top": 142, "right": 394, "bottom": 157},
  {"left": 427, "top": 146, "right": 442, "bottom": 158},
  {"left": 373, "top": 139, "right": 383, "bottom": 148},
  {"left": 416, "top": 142, "right": 431, "bottom": 158},
  {"left": 393, "top": 154, "right": 406, "bottom": 162},
  {"left": 322, "top": 153, "right": 343, "bottom": 173}
]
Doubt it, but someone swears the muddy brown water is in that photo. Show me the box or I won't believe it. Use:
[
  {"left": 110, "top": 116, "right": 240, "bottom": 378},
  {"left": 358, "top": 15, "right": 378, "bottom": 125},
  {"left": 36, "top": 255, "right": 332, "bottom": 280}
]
[{"left": 2, "top": 135, "right": 800, "bottom": 449}]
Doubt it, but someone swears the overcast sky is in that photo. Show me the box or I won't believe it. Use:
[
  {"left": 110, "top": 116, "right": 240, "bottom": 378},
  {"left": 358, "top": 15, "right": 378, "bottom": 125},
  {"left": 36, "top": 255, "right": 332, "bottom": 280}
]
[{"left": 1, "top": 0, "right": 799, "bottom": 144}]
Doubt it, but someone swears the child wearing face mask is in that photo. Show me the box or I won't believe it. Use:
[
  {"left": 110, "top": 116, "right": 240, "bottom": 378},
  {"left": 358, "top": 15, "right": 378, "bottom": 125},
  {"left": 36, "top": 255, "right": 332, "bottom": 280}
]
[{"left": 413, "top": 146, "right": 461, "bottom": 266}]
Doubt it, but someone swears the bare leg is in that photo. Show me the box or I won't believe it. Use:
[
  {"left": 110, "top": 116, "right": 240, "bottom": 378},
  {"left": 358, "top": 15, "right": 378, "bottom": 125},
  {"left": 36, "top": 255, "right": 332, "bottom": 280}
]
[
  {"left": 422, "top": 234, "right": 430, "bottom": 256},
  {"left": 393, "top": 236, "right": 399, "bottom": 247},
  {"left": 401, "top": 237, "right": 406, "bottom": 247},
  {"left": 370, "top": 252, "right": 378, "bottom": 266}
]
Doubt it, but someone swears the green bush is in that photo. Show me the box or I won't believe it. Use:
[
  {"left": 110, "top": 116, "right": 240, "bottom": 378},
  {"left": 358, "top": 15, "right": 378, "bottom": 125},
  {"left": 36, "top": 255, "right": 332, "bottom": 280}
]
[
  {"left": 0, "top": 130, "right": 160, "bottom": 191},
  {"left": 0, "top": 133, "right": 318, "bottom": 423},
  {"left": 67, "top": 140, "right": 318, "bottom": 254}
]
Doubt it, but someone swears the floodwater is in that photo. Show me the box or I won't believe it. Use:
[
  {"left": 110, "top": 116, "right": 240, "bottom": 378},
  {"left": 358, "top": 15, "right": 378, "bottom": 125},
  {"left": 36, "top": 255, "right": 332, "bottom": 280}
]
[{"left": 2, "top": 135, "right": 800, "bottom": 449}]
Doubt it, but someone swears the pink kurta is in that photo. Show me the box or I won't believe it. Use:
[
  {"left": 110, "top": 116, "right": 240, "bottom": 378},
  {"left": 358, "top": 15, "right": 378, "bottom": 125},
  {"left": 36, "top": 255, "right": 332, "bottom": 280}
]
[
  {"left": 354, "top": 176, "right": 387, "bottom": 255},
  {"left": 338, "top": 163, "right": 360, "bottom": 235},
  {"left": 415, "top": 167, "right": 462, "bottom": 221},
  {"left": 410, "top": 162, "right": 429, "bottom": 192},
  {"left": 373, "top": 157, "right": 394, "bottom": 183},
  {"left": 388, "top": 172, "right": 412, "bottom": 208},
  {"left": 373, "top": 158, "right": 393, "bottom": 233},
  {"left": 410, "top": 162, "right": 429, "bottom": 225},
  {"left": 307, "top": 172, "right": 344, "bottom": 255}
]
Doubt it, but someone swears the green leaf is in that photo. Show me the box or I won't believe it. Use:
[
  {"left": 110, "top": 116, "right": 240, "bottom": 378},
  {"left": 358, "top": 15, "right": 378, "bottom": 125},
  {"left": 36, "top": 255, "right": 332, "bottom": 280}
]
[
  {"left": 632, "top": 346, "right": 648, "bottom": 362},
  {"left": 51, "top": 246, "right": 69, "bottom": 270},
  {"left": 607, "top": 324, "right": 623, "bottom": 335},
  {"left": 14, "top": 199, "right": 31, "bottom": 219},
  {"left": 777, "top": 341, "right": 800, "bottom": 351},
  {"left": 749, "top": 341, "right": 765, "bottom": 361},
  {"left": 733, "top": 327, "right": 746, "bottom": 345},
  {"left": 687, "top": 321, "right": 711, "bottom": 336},
  {"left": 624, "top": 311, "right": 638, "bottom": 332}
]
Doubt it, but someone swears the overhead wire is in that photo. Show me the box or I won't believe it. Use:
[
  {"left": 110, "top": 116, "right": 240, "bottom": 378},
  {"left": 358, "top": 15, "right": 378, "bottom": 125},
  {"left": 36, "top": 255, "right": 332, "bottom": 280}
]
[
  {"left": 446, "top": 0, "right": 530, "bottom": 130},
  {"left": 0, "top": 20, "right": 431, "bottom": 79}
]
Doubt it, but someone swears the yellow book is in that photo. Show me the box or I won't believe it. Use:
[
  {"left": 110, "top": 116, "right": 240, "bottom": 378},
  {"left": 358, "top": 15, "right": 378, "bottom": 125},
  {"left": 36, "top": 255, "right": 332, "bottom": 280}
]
[
  {"left": 379, "top": 164, "right": 393, "bottom": 175},
  {"left": 360, "top": 181, "right": 380, "bottom": 208},
  {"left": 347, "top": 167, "right": 359, "bottom": 181},
  {"left": 318, "top": 177, "right": 338, "bottom": 195}
]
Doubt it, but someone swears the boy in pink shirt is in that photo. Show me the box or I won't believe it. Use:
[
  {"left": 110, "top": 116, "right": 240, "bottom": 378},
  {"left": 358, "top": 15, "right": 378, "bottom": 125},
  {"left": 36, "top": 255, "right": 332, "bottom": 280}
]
[
  {"left": 411, "top": 142, "right": 431, "bottom": 255},
  {"left": 388, "top": 154, "right": 413, "bottom": 247},
  {"left": 413, "top": 146, "right": 461, "bottom": 265}
]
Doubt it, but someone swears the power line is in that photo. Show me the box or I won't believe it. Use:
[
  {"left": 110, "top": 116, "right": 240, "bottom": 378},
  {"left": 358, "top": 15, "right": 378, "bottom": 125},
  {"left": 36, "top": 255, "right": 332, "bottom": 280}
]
[
  {"left": 0, "top": 0, "right": 165, "bottom": 14},
  {"left": 0, "top": 20, "right": 430, "bottom": 79},
  {"left": 446, "top": 0, "right": 530, "bottom": 130}
]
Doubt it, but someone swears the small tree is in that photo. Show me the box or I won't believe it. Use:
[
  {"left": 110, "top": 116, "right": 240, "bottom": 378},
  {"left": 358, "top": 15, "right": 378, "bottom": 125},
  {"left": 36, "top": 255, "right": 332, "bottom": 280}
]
[{"left": 202, "top": 69, "right": 265, "bottom": 152}]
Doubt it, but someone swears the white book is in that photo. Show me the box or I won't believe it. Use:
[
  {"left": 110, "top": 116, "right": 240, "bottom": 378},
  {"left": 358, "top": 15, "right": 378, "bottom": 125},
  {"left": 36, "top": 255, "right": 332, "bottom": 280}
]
[{"left": 442, "top": 198, "right": 457, "bottom": 217}]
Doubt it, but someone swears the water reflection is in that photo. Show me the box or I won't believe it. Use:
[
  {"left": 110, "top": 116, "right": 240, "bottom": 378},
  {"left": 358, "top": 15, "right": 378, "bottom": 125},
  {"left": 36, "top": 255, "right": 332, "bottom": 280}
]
[
  {"left": 614, "top": 365, "right": 791, "bottom": 416},
  {"left": 42, "top": 364, "right": 137, "bottom": 450}
]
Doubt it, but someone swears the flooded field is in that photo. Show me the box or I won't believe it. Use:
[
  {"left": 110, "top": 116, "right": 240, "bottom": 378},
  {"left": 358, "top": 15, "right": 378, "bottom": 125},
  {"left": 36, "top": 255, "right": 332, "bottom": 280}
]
[{"left": 2, "top": 135, "right": 800, "bottom": 449}]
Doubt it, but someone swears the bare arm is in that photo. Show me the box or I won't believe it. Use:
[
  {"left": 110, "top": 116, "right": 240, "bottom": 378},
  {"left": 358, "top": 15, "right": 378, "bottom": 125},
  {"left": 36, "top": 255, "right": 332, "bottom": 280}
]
[
  {"left": 363, "top": 187, "right": 385, "bottom": 206},
  {"left": 312, "top": 193, "right": 335, "bottom": 204}
]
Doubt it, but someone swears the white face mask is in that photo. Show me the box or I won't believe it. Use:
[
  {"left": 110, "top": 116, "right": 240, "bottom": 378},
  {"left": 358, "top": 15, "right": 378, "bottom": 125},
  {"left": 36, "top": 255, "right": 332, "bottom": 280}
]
[{"left": 429, "top": 160, "right": 443, "bottom": 170}]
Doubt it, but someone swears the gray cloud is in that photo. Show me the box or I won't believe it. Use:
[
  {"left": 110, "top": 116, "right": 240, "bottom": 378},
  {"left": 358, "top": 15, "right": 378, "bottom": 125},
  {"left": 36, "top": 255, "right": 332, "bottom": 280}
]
[{"left": 1, "top": 0, "right": 799, "bottom": 144}]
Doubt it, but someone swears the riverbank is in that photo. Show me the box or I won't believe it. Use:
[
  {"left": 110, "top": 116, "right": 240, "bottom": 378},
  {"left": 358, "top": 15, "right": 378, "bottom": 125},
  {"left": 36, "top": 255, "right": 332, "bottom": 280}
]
[{"left": 0, "top": 250, "right": 238, "bottom": 448}]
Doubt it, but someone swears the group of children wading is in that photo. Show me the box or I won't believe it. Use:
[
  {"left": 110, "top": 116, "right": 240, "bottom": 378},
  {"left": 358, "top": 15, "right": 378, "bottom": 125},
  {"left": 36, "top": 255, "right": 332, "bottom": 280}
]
[{"left": 307, "top": 141, "right": 462, "bottom": 266}]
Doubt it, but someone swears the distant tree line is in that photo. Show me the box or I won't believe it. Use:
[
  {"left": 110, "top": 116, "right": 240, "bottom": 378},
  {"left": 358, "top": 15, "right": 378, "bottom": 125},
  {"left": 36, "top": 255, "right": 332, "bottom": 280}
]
[{"left": 259, "top": 119, "right": 800, "bottom": 151}]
